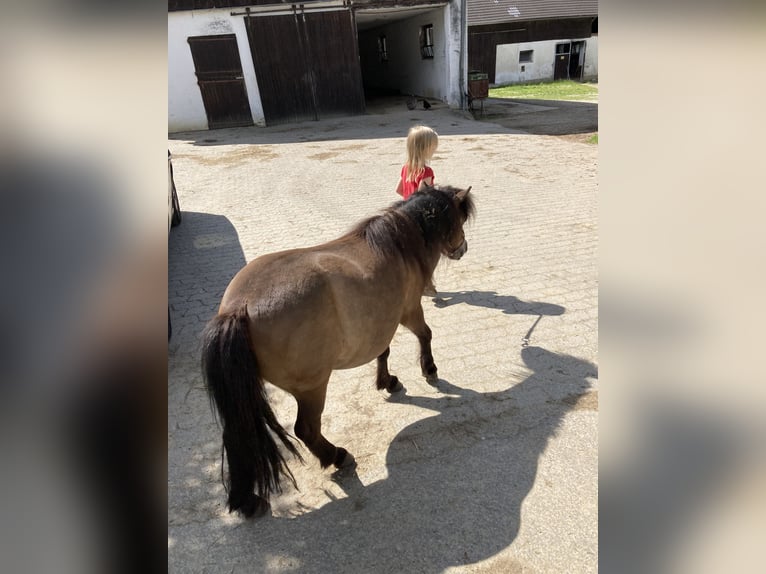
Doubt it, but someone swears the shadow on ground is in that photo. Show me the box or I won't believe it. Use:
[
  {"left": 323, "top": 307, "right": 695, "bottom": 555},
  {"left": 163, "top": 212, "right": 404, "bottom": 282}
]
[
  {"left": 433, "top": 290, "right": 566, "bottom": 316},
  {"left": 471, "top": 98, "right": 598, "bottom": 136},
  {"left": 201, "top": 346, "right": 596, "bottom": 573},
  {"left": 168, "top": 211, "right": 247, "bottom": 348},
  {"left": 169, "top": 95, "right": 597, "bottom": 147}
]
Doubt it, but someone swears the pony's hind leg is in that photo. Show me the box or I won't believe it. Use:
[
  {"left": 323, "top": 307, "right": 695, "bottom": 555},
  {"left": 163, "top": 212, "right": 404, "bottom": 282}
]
[
  {"left": 401, "top": 306, "right": 439, "bottom": 384},
  {"left": 376, "top": 347, "right": 403, "bottom": 393},
  {"left": 294, "top": 384, "right": 356, "bottom": 470}
]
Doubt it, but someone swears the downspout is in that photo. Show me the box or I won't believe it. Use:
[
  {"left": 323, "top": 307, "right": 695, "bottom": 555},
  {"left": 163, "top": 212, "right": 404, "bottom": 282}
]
[{"left": 459, "top": 0, "right": 467, "bottom": 110}]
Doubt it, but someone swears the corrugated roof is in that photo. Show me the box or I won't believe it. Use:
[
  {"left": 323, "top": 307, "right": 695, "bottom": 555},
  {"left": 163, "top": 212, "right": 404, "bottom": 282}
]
[{"left": 468, "top": 0, "right": 597, "bottom": 26}]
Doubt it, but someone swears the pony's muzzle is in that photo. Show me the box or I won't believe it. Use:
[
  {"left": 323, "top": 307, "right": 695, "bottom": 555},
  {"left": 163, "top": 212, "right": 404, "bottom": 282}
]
[{"left": 447, "top": 240, "right": 468, "bottom": 260}]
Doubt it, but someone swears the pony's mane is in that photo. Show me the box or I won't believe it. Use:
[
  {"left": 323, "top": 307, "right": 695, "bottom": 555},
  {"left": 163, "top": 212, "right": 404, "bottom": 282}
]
[{"left": 345, "top": 186, "right": 475, "bottom": 280}]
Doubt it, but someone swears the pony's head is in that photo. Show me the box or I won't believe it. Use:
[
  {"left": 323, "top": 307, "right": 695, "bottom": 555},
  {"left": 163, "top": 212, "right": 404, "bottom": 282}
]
[
  {"left": 404, "top": 185, "right": 474, "bottom": 260},
  {"left": 349, "top": 185, "right": 475, "bottom": 283}
]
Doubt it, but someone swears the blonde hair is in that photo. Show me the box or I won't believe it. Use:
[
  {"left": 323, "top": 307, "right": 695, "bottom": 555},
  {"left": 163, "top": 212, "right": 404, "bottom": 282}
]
[{"left": 404, "top": 125, "right": 438, "bottom": 182}]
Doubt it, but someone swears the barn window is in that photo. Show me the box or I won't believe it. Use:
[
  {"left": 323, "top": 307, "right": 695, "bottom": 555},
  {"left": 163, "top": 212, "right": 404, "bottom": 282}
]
[
  {"left": 519, "top": 50, "right": 533, "bottom": 63},
  {"left": 420, "top": 24, "right": 434, "bottom": 59},
  {"left": 378, "top": 35, "right": 388, "bottom": 62}
]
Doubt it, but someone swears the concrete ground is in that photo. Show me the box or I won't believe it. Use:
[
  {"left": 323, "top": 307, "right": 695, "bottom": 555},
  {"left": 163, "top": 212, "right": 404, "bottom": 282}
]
[
  {"left": 168, "top": 96, "right": 598, "bottom": 573},
  {"left": 472, "top": 97, "right": 597, "bottom": 137}
]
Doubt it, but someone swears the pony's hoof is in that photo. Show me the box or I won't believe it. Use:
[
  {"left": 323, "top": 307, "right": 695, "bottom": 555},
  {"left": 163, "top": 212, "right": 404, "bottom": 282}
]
[
  {"left": 387, "top": 376, "right": 403, "bottom": 393},
  {"left": 425, "top": 372, "right": 439, "bottom": 385},
  {"left": 335, "top": 448, "right": 356, "bottom": 469},
  {"left": 235, "top": 494, "right": 270, "bottom": 519}
]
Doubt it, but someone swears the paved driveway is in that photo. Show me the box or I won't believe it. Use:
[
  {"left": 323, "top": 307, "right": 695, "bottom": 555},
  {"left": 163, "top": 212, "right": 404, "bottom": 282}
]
[{"left": 168, "top": 101, "right": 598, "bottom": 573}]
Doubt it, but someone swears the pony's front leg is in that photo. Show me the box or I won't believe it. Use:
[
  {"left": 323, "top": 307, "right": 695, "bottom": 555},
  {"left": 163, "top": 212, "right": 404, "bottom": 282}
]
[
  {"left": 402, "top": 306, "right": 439, "bottom": 385},
  {"left": 376, "top": 347, "right": 403, "bottom": 393},
  {"left": 294, "top": 384, "right": 356, "bottom": 470}
]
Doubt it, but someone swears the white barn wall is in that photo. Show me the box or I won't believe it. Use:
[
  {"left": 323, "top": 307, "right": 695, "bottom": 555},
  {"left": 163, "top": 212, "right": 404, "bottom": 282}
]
[
  {"left": 168, "top": 9, "right": 264, "bottom": 133},
  {"left": 384, "top": 9, "right": 447, "bottom": 101},
  {"left": 494, "top": 36, "right": 598, "bottom": 85},
  {"left": 357, "top": 3, "right": 464, "bottom": 106},
  {"left": 495, "top": 40, "right": 555, "bottom": 85},
  {"left": 444, "top": 0, "right": 467, "bottom": 107},
  {"left": 170, "top": 2, "right": 466, "bottom": 132},
  {"left": 583, "top": 36, "right": 598, "bottom": 81}
]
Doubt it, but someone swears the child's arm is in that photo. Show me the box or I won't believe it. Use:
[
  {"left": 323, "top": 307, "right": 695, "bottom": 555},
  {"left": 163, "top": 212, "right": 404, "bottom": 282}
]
[
  {"left": 417, "top": 168, "right": 434, "bottom": 190},
  {"left": 395, "top": 178, "right": 404, "bottom": 197}
]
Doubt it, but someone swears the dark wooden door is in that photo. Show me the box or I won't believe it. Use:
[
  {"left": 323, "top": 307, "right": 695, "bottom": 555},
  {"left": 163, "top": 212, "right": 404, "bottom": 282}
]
[
  {"left": 569, "top": 41, "right": 585, "bottom": 80},
  {"left": 246, "top": 9, "right": 364, "bottom": 125},
  {"left": 303, "top": 10, "right": 365, "bottom": 118},
  {"left": 188, "top": 35, "right": 253, "bottom": 129},
  {"left": 245, "top": 14, "right": 317, "bottom": 124},
  {"left": 554, "top": 42, "right": 570, "bottom": 80}
]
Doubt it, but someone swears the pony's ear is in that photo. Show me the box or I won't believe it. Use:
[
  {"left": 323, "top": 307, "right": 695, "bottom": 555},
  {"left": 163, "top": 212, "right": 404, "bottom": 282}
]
[{"left": 456, "top": 186, "right": 472, "bottom": 201}]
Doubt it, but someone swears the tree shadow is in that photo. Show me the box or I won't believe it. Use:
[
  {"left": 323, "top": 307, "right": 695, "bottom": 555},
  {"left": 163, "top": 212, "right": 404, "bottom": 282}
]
[
  {"left": 168, "top": 99, "right": 542, "bottom": 147},
  {"left": 169, "top": 95, "right": 597, "bottom": 147},
  {"left": 432, "top": 290, "right": 565, "bottom": 316},
  {"left": 473, "top": 98, "right": 598, "bottom": 136},
  {"left": 229, "top": 346, "right": 596, "bottom": 572}
]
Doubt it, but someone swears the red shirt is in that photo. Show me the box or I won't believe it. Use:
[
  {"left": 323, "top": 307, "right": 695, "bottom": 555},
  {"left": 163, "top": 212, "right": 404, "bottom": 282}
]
[{"left": 400, "top": 165, "right": 434, "bottom": 200}]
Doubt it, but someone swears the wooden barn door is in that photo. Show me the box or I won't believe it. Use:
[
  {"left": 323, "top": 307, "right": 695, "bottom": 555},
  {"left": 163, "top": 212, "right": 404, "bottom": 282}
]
[
  {"left": 246, "top": 9, "right": 364, "bottom": 125},
  {"left": 554, "top": 42, "right": 571, "bottom": 80},
  {"left": 303, "top": 10, "right": 365, "bottom": 118},
  {"left": 569, "top": 41, "right": 586, "bottom": 80},
  {"left": 188, "top": 35, "right": 253, "bottom": 129},
  {"left": 245, "top": 14, "right": 317, "bottom": 124}
]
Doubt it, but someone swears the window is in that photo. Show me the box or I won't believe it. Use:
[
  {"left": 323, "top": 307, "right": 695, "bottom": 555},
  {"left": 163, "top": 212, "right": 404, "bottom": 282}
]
[
  {"left": 378, "top": 35, "right": 388, "bottom": 62},
  {"left": 420, "top": 24, "right": 434, "bottom": 59},
  {"left": 519, "top": 50, "right": 533, "bottom": 63}
]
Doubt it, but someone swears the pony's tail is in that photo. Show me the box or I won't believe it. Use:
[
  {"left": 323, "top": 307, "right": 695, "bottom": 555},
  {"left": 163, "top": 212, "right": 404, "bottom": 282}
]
[{"left": 200, "top": 303, "right": 301, "bottom": 517}]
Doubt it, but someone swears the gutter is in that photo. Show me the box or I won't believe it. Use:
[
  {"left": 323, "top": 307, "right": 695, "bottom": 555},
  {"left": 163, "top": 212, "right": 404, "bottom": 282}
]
[{"left": 459, "top": 0, "right": 466, "bottom": 109}]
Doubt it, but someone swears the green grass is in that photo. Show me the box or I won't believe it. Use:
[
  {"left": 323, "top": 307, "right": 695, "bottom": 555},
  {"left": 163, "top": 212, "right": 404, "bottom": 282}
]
[
  {"left": 489, "top": 80, "right": 598, "bottom": 102},
  {"left": 587, "top": 134, "right": 598, "bottom": 144}
]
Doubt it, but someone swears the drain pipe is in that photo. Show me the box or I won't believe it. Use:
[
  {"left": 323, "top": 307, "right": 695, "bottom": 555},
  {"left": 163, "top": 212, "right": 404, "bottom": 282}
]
[{"left": 459, "top": 0, "right": 467, "bottom": 110}]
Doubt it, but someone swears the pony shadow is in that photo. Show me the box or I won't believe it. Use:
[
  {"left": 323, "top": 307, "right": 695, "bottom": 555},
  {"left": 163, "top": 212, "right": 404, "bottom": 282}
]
[
  {"left": 231, "top": 346, "right": 597, "bottom": 572},
  {"left": 433, "top": 290, "right": 566, "bottom": 316}
]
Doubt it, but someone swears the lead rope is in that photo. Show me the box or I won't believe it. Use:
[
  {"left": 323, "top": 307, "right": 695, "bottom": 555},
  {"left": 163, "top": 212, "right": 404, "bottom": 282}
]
[{"left": 521, "top": 314, "right": 543, "bottom": 347}]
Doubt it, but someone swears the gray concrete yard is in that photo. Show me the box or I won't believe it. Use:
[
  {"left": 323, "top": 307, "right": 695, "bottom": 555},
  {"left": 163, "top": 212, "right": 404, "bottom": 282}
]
[{"left": 168, "top": 96, "right": 598, "bottom": 573}]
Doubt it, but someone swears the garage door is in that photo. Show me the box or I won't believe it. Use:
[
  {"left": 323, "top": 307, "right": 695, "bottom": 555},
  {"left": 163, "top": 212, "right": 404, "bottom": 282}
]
[
  {"left": 246, "top": 9, "right": 365, "bottom": 125},
  {"left": 188, "top": 35, "right": 254, "bottom": 129}
]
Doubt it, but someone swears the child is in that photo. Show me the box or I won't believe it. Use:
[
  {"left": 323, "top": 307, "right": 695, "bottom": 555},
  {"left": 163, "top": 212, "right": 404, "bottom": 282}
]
[
  {"left": 395, "top": 125, "right": 438, "bottom": 200},
  {"left": 395, "top": 125, "right": 439, "bottom": 296}
]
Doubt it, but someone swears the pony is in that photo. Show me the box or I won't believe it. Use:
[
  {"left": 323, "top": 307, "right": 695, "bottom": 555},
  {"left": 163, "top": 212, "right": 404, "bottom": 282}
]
[{"left": 201, "top": 186, "right": 474, "bottom": 517}]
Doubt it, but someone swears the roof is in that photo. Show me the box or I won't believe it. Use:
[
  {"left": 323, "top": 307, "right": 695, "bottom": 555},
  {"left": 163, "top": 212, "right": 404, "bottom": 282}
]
[
  {"left": 169, "top": 0, "right": 452, "bottom": 12},
  {"left": 468, "top": 0, "right": 597, "bottom": 27}
]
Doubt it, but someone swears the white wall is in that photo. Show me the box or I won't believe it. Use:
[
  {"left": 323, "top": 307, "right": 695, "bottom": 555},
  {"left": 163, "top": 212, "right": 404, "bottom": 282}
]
[
  {"left": 495, "top": 36, "right": 598, "bottom": 85},
  {"left": 170, "top": 2, "right": 466, "bottom": 132},
  {"left": 378, "top": 9, "right": 447, "bottom": 101},
  {"left": 444, "top": 0, "right": 467, "bottom": 107},
  {"left": 168, "top": 9, "right": 265, "bottom": 133},
  {"left": 583, "top": 36, "right": 598, "bottom": 81},
  {"left": 357, "top": 2, "right": 464, "bottom": 107}
]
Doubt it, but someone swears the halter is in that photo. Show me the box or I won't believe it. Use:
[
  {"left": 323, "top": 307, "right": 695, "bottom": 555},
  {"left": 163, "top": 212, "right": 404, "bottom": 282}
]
[{"left": 446, "top": 238, "right": 468, "bottom": 260}]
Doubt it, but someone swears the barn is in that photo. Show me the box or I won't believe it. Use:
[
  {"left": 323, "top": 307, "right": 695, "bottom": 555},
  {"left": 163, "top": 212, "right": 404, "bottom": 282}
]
[
  {"left": 467, "top": 0, "right": 597, "bottom": 86},
  {"left": 169, "top": 0, "right": 468, "bottom": 132}
]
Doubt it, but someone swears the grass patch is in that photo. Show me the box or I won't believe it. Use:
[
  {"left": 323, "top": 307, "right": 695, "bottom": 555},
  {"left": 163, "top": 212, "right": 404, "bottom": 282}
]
[
  {"left": 587, "top": 134, "right": 598, "bottom": 144},
  {"left": 489, "top": 80, "right": 598, "bottom": 102}
]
